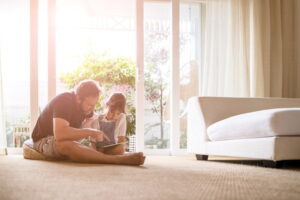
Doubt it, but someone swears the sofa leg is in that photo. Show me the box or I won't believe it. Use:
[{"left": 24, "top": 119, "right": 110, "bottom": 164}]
[
  {"left": 262, "top": 160, "right": 284, "bottom": 168},
  {"left": 195, "top": 154, "right": 208, "bottom": 160}
]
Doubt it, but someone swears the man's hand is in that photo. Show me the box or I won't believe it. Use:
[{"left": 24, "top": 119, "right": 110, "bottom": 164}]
[
  {"left": 53, "top": 117, "right": 110, "bottom": 142},
  {"left": 86, "top": 129, "right": 110, "bottom": 143}
]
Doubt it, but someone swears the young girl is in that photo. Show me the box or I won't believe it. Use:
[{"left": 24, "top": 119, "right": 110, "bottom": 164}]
[{"left": 89, "top": 92, "right": 127, "bottom": 152}]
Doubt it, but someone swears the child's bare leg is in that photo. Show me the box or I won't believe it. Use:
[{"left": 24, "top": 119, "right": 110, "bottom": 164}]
[{"left": 102, "top": 144, "right": 125, "bottom": 155}]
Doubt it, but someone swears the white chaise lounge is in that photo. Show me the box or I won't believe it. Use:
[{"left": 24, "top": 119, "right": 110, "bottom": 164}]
[{"left": 187, "top": 97, "right": 300, "bottom": 167}]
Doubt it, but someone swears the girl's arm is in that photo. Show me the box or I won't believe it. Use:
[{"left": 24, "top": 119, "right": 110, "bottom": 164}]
[{"left": 115, "top": 113, "right": 127, "bottom": 143}]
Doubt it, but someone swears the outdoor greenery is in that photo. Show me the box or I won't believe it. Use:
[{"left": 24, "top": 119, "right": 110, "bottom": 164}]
[{"left": 60, "top": 53, "right": 136, "bottom": 136}]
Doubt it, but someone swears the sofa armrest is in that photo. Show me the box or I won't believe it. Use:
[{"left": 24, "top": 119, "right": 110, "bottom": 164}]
[{"left": 187, "top": 97, "right": 209, "bottom": 149}]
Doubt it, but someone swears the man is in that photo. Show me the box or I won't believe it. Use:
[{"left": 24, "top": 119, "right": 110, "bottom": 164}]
[{"left": 32, "top": 80, "right": 145, "bottom": 165}]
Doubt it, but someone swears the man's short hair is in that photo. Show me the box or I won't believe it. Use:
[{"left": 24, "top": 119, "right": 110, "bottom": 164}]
[{"left": 74, "top": 80, "right": 101, "bottom": 100}]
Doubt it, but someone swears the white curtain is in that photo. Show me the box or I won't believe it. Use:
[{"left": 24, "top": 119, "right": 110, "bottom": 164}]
[
  {"left": 200, "top": 0, "right": 300, "bottom": 97},
  {"left": 0, "top": 40, "right": 6, "bottom": 150}
]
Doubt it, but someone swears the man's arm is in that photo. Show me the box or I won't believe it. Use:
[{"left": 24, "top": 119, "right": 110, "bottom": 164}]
[{"left": 53, "top": 118, "right": 110, "bottom": 142}]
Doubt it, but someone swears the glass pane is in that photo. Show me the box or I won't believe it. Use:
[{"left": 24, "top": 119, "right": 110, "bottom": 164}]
[
  {"left": 0, "top": 0, "right": 30, "bottom": 147},
  {"left": 144, "top": 2, "right": 171, "bottom": 149},
  {"left": 179, "top": 3, "right": 202, "bottom": 149},
  {"left": 56, "top": 0, "right": 137, "bottom": 150}
]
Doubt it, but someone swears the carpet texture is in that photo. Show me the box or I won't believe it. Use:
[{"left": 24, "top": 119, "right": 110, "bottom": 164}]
[{"left": 0, "top": 155, "right": 300, "bottom": 200}]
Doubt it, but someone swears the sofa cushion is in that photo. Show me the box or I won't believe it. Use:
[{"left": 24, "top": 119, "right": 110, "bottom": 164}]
[{"left": 207, "top": 108, "right": 300, "bottom": 141}]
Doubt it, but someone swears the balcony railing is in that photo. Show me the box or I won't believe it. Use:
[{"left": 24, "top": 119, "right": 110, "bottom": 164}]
[{"left": 12, "top": 124, "right": 31, "bottom": 147}]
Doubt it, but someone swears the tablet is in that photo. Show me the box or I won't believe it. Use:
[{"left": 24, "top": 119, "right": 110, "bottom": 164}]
[{"left": 96, "top": 141, "right": 127, "bottom": 148}]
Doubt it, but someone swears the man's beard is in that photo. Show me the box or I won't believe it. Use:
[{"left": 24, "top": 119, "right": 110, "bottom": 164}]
[
  {"left": 85, "top": 111, "right": 94, "bottom": 118},
  {"left": 78, "top": 103, "right": 93, "bottom": 118}
]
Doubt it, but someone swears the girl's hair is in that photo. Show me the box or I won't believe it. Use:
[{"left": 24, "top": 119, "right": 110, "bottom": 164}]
[{"left": 106, "top": 93, "right": 126, "bottom": 114}]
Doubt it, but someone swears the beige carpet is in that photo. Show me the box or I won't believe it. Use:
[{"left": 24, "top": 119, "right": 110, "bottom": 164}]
[{"left": 0, "top": 155, "right": 300, "bottom": 200}]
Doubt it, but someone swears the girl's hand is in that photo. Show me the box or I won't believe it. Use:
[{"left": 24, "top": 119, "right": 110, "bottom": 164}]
[
  {"left": 90, "top": 140, "right": 97, "bottom": 150},
  {"left": 88, "top": 136, "right": 97, "bottom": 143}
]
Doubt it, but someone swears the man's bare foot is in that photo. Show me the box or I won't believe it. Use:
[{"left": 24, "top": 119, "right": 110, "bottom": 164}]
[{"left": 117, "top": 152, "right": 145, "bottom": 165}]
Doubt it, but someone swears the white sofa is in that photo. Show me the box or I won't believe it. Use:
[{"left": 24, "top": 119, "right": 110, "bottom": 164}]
[{"left": 187, "top": 97, "right": 300, "bottom": 167}]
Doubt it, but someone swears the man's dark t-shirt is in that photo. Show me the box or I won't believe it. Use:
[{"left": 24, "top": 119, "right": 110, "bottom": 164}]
[{"left": 32, "top": 92, "right": 86, "bottom": 142}]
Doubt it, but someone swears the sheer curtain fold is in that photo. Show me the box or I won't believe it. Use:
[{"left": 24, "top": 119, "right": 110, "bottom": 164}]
[
  {"left": 201, "top": 0, "right": 299, "bottom": 98},
  {"left": 0, "top": 41, "right": 7, "bottom": 150}
]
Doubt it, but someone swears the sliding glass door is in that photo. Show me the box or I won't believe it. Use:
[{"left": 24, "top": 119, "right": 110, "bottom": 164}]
[
  {"left": 55, "top": 0, "right": 137, "bottom": 151},
  {"left": 0, "top": 0, "right": 30, "bottom": 149},
  {"left": 136, "top": 0, "right": 203, "bottom": 154},
  {"left": 143, "top": 1, "right": 171, "bottom": 151}
]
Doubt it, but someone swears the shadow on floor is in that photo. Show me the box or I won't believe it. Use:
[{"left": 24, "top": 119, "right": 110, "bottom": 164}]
[{"left": 207, "top": 159, "right": 300, "bottom": 169}]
